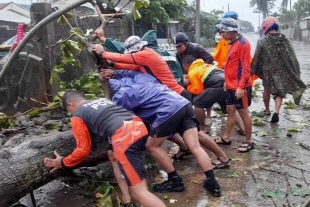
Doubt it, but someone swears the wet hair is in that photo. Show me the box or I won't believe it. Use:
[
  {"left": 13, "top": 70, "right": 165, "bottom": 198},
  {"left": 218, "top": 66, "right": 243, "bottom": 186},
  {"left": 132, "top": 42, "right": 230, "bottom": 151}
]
[
  {"left": 62, "top": 90, "right": 85, "bottom": 109},
  {"left": 182, "top": 55, "right": 196, "bottom": 66}
]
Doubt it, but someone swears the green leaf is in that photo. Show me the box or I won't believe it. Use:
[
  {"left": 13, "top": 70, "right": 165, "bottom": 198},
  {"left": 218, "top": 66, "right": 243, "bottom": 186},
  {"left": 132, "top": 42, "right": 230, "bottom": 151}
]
[
  {"left": 253, "top": 118, "right": 265, "bottom": 127},
  {"left": 251, "top": 111, "right": 265, "bottom": 118},
  {"left": 231, "top": 205, "right": 241, "bottom": 207},
  {"left": 50, "top": 70, "right": 59, "bottom": 86},
  {"left": 256, "top": 131, "right": 269, "bottom": 137},
  {"left": 64, "top": 12, "right": 73, "bottom": 20},
  {"left": 262, "top": 190, "right": 286, "bottom": 200},
  {"left": 0, "top": 112, "right": 14, "bottom": 130},
  {"left": 227, "top": 171, "right": 239, "bottom": 178},
  {"left": 284, "top": 100, "right": 294, "bottom": 109},
  {"left": 53, "top": 65, "right": 65, "bottom": 73},
  {"left": 85, "top": 94, "right": 96, "bottom": 100},
  {"left": 290, "top": 187, "right": 310, "bottom": 197},
  {"left": 57, "top": 16, "right": 67, "bottom": 26},
  {"left": 163, "top": 195, "right": 169, "bottom": 200},
  {"left": 58, "top": 91, "right": 65, "bottom": 97},
  {"left": 28, "top": 109, "right": 40, "bottom": 119},
  {"left": 191, "top": 180, "right": 198, "bottom": 184},
  {"left": 287, "top": 127, "right": 302, "bottom": 132}
]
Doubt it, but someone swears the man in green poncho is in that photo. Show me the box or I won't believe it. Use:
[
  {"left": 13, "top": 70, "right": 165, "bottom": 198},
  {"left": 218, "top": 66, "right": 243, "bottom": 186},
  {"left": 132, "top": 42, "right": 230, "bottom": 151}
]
[
  {"left": 95, "top": 28, "right": 184, "bottom": 86},
  {"left": 252, "top": 16, "right": 306, "bottom": 123}
]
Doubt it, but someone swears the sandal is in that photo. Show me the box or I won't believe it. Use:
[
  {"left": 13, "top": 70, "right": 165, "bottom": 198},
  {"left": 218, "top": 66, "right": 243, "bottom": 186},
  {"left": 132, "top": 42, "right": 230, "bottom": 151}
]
[
  {"left": 237, "top": 142, "right": 255, "bottom": 153},
  {"left": 212, "top": 158, "right": 231, "bottom": 169},
  {"left": 236, "top": 128, "right": 246, "bottom": 136},
  {"left": 172, "top": 149, "right": 192, "bottom": 160},
  {"left": 264, "top": 110, "right": 271, "bottom": 116},
  {"left": 215, "top": 137, "right": 232, "bottom": 145}
]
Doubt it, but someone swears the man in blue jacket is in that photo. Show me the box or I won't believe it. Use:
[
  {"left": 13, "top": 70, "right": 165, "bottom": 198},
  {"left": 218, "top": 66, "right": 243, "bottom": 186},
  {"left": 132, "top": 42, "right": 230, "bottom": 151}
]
[{"left": 103, "top": 70, "right": 229, "bottom": 197}]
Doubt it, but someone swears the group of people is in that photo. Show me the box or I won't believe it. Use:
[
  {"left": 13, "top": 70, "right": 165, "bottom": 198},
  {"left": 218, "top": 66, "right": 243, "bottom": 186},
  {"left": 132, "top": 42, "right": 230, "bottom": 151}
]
[{"left": 43, "top": 11, "right": 306, "bottom": 207}]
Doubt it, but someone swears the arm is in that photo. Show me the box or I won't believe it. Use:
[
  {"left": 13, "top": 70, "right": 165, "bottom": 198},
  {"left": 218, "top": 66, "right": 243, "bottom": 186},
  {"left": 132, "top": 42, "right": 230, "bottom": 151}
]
[
  {"left": 197, "top": 45, "right": 214, "bottom": 64},
  {"left": 238, "top": 43, "right": 251, "bottom": 89},
  {"left": 102, "top": 51, "right": 141, "bottom": 71},
  {"left": 113, "top": 70, "right": 142, "bottom": 79},
  {"left": 114, "top": 62, "right": 140, "bottom": 71},
  {"left": 61, "top": 117, "right": 92, "bottom": 168},
  {"left": 186, "top": 71, "right": 204, "bottom": 95}
]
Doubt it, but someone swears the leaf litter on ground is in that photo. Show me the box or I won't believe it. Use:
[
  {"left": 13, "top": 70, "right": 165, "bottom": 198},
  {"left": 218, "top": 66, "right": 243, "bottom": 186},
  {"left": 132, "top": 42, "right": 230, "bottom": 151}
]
[
  {"left": 262, "top": 190, "right": 286, "bottom": 200},
  {"left": 256, "top": 131, "right": 269, "bottom": 137},
  {"left": 227, "top": 171, "right": 239, "bottom": 178}
]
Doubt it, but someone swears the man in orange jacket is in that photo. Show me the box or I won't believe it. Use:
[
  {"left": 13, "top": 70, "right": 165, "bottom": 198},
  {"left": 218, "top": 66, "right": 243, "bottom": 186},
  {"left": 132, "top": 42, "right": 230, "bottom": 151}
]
[{"left": 183, "top": 55, "right": 245, "bottom": 136}]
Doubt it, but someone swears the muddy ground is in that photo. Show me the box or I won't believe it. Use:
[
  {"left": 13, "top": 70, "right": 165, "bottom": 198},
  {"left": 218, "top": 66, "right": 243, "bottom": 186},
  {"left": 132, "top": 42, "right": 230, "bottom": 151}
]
[{"left": 20, "top": 33, "right": 310, "bottom": 207}]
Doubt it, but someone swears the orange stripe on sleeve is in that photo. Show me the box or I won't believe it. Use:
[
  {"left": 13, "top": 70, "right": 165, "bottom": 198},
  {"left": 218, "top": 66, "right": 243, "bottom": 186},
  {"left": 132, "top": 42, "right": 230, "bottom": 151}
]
[{"left": 62, "top": 117, "right": 92, "bottom": 168}]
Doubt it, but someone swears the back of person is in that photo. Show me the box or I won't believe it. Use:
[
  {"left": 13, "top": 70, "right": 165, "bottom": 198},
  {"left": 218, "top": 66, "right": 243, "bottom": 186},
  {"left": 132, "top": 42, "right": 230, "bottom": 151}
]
[
  {"left": 141, "top": 30, "right": 184, "bottom": 85},
  {"left": 129, "top": 48, "right": 184, "bottom": 94},
  {"left": 73, "top": 98, "right": 133, "bottom": 149},
  {"left": 178, "top": 42, "right": 213, "bottom": 64},
  {"left": 109, "top": 73, "right": 189, "bottom": 128}
]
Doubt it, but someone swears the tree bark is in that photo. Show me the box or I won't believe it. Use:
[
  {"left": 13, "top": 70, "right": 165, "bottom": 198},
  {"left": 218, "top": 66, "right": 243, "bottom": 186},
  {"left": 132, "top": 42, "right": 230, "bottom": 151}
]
[{"left": 0, "top": 131, "right": 109, "bottom": 207}]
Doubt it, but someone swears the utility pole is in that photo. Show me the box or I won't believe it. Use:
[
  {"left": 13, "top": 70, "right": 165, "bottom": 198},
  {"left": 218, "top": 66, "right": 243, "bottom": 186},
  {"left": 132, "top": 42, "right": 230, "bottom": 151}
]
[
  {"left": 195, "top": 0, "right": 200, "bottom": 43},
  {"left": 228, "top": 3, "right": 229, "bottom": 12},
  {"left": 290, "top": 0, "right": 291, "bottom": 11}
]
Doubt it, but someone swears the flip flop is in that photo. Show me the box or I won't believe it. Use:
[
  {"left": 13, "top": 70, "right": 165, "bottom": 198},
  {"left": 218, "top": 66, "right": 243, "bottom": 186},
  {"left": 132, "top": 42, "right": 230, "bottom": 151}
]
[
  {"left": 236, "top": 128, "right": 246, "bottom": 136},
  {"left": 237, "top": 142, "right": 255, "bottom": 153},
  {"left": 172, "top": 149, "right": 192, "bottom": 160},
  {"left": 212, "top": 158, "right": 231, "bottom": 169},
  {"left": 264, "top": 110, "right": 271, "bottom": 116},
  {"left": 215, "top": 137, "right": 232, "bottom": 145}
]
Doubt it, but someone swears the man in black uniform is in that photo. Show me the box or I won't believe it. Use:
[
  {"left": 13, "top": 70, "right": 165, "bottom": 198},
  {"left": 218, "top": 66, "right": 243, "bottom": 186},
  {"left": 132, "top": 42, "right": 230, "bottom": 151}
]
[{"left": 43, "top": 90, "right": 166, "bottom": 207}]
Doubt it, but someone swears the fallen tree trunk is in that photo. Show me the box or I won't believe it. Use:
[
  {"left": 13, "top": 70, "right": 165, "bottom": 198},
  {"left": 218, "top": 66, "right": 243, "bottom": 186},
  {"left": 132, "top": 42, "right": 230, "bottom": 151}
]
[{"left": 0, "top": 131, "right": 108, "bottom": 207}]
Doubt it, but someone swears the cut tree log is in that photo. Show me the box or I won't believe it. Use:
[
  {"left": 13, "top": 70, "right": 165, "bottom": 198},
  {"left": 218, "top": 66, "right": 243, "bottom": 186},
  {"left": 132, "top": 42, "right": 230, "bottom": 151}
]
[{"left": 0, "top": 131, "right": 108, "bottom": 207}]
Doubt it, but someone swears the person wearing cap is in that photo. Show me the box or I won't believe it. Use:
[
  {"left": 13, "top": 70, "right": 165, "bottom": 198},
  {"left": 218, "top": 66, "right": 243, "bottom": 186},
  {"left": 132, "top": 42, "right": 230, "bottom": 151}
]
[
  {"left": 216, "top": 18, "right": 254, "bottom": 153},
  {"left": 251, "top": 16, "right": 306, "bottom": 123},
  {"left": 92, "top": 36, "right": 193, "bottom": 193},
  {"left": 173, "top": 32, "right": 214, "bottom": 125}
]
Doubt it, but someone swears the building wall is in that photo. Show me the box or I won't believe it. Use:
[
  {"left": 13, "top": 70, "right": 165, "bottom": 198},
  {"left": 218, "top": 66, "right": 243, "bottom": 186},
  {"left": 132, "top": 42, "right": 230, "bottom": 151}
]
[{"left": 1, "top": 3, "right": 30, "bottom": 18}]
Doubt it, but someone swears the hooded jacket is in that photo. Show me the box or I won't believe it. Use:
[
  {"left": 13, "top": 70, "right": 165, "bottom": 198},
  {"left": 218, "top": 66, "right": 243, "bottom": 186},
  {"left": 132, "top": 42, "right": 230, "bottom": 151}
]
[
  {"left": 109, "top": 70, "right": 189, "bottom": 128},
  {"left": 212, "top": 37, "right": 229, "bottom": 69},
  {"left": 251, "top": 33, "right": 306, "bottom": 104},
  {"left": 187, "top": 59, "right": 224, "bottom": 95},
  {"left": 104, "top": 30, "right": 184, "bottom": 85}
]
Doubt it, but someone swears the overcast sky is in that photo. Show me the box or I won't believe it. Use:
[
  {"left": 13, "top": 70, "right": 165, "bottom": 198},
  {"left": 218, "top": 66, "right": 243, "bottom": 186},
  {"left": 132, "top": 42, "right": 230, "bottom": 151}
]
[
  {"left": 1, "top": 0, "right": 298, "bottom": 29},
  {"left": 202, "top": 0, "right": 298, "bottom": 29}
]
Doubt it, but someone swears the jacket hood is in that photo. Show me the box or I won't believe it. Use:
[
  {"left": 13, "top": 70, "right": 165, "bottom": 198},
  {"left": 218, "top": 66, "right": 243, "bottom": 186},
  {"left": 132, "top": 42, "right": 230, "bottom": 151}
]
[
  {"left": 266, "top": 33, "right": 286, "bottom": 45},
  {"left": 141, "top": 30, "right": 158, "bottom": 49},
  {"left": 188, "top": 59, "right": 205, "bottom": 73}
]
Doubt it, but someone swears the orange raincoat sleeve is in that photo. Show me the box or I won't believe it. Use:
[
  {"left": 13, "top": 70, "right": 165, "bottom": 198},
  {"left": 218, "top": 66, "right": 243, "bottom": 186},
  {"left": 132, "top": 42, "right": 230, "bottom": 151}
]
[
  {"left": 62, "top": 117, "right": 92, "bottom": 168},
  {"left": 102, "top": 51, "right": 140, "bottom": 71}
]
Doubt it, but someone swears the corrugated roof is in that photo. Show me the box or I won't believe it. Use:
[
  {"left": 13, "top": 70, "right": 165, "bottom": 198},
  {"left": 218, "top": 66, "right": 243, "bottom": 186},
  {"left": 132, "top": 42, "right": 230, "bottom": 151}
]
[
  {"left": 302, "top": 16, "right": 310, "bottom": 20},
  {"left": 0, "top": 10, "right": 30, "bottom": 23},
  {"left": 0, "top": 3, "right": 8, "bottom": 9}
]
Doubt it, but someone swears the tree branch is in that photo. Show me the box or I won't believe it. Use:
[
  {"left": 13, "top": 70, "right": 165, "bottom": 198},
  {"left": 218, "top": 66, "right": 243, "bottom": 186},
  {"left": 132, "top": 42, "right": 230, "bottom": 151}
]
[{"left": 46, "top": 33, "right": 77, "bottom": 49}]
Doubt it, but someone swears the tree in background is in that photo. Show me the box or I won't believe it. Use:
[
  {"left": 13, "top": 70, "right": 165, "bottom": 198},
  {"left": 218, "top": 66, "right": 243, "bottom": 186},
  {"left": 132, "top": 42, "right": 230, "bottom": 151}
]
[
  {"left": 239, "top": 20, "right": 255, "bottom": 32},
  {"left": 249, "top": 0, "right": 275, "bottom": 18},
  {"left": 137, "top": 0, "right": 189, "bottom": 24}
]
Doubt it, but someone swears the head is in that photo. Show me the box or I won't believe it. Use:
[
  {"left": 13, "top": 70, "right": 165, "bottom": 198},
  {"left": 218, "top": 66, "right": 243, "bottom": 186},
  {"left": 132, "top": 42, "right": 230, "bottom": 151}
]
[
  {"left": 62, "top": 90, "right": 86, "bottom": 114},
  {"left": 217, "top": 18, "right": 239, "bottom": 41},
  {"left": 182, "top": 55, "right": 196, "bottom": 73},
  {"left": 261, "top": 16, "right": 280, "bottom": 34},
  {"left": 173, "top": 32, "right": 188, "bottom": 53},
  {"left": 124, "top": 35, "right": 148, "bottom": 54}
]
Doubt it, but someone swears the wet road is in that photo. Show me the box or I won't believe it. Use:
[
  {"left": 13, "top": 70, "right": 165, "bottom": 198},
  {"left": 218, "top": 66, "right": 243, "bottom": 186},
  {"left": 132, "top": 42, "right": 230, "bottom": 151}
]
[{"left": 25, "top": 33, "right": 310, "bottom": 207}]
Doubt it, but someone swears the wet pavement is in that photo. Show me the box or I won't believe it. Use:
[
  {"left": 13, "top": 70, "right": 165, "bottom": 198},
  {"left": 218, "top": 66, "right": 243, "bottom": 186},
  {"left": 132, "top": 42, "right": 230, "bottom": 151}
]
[{"left": 23, "top": 33, "right": 310, "bottom": 207}]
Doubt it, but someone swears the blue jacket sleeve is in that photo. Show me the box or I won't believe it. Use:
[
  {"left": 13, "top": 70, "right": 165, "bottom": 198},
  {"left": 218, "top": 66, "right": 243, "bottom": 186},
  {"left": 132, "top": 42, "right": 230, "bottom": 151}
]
[
  {"left": 113, "top": 70, "right": 142, "bottom": 79},
  {"left": 105, "top": 38, "right": 126, "bottom": 54}
]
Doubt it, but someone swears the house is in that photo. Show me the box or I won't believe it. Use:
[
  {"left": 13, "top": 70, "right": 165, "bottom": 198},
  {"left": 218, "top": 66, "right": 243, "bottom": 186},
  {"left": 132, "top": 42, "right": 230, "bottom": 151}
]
[
  {"left": 0, "top": 2, "right": 30, "bottom": 44},
  {"left": 299, "top": 16, "right": 310, "bottom": 41}
]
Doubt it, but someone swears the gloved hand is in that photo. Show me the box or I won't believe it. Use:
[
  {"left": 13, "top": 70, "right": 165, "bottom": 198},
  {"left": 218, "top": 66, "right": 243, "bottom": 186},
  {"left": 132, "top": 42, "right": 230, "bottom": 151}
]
[{"left": 92, "top": 44, "right": 104, "bottom": 56}]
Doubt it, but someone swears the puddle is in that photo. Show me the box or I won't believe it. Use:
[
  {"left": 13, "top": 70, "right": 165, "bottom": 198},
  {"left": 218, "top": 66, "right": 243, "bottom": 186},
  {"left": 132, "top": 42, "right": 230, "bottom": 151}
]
[{"left": 196, "top": 197, "right": 208, "bottom": 207}]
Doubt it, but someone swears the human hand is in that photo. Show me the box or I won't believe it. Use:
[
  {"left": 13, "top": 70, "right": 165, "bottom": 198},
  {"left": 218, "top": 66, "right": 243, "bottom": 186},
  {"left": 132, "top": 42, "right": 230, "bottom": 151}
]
[
  {"left": 223, "top": 82, "right": 226, "bottom": 91},
  {"left": 43, "top": 151, "right": 63, "bottom": 173},
  {"left": 100, "top": 69, "right": 114, "bottom": 79},
  {"left": 92, "top": 44, "right": 104, "bottom": 55},
  {"left": 235, "top": 88, "right": 245, "bottom": 99}
]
